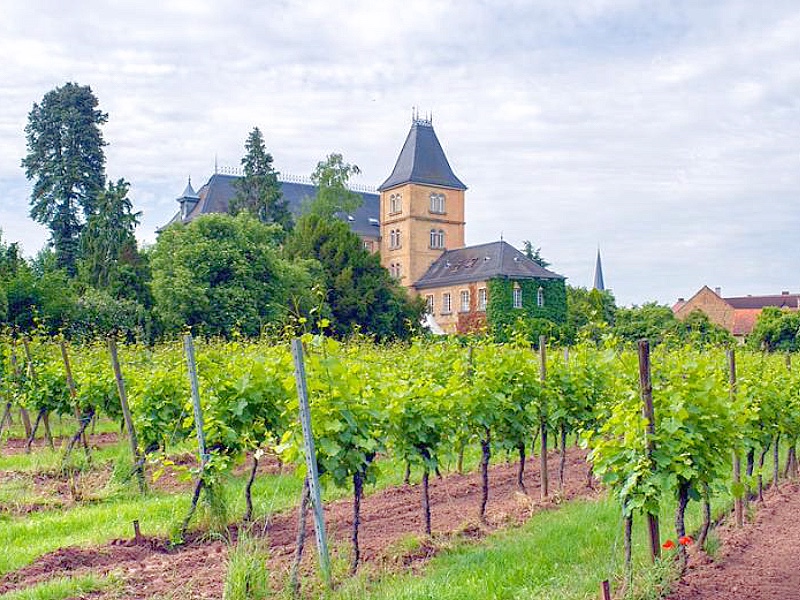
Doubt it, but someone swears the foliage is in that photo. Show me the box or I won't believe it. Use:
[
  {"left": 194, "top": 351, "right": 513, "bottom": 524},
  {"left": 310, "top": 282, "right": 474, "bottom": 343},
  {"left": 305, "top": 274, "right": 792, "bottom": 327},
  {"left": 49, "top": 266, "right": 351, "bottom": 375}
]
[
  {"left": 612, "top": 303, "right": 679, "bottom": 345},
  {"left": 307, "top": 153, "right": 363, "bottom": 218},
  {"left": 285, "top": 214, "right": 423, "bottom": 340},
  {"left": 78, "top": 178, "right": 141, "bottom": 290},
  {"left": 565, "top": 285, "right": 616, "bottom": 343},
  {"left": 230, "top": 127, "right": 292, "bottom": 232},
  {"left": 521, "top": 240, "right": 550, "bottom": 268},
  {"left": 21, "top": 82, "right": 108, "bottom": 275},
  {"left": 486, "top": 277, "right": 567, "bottom": 342},
  {"left": 151, "top": 213, "right": 316, "bottom": 337},
  {"left": 747, "top": 306, "right": 800, "bottom": 351}
]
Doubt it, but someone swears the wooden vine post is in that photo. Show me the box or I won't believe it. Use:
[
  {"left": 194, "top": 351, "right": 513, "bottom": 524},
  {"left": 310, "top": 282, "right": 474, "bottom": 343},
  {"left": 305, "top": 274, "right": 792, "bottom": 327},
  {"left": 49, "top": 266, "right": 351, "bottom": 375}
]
[
  {"left": 637, "top": 339, "right": 660, "bottom": 562},
  {"left": 291, "top": 338, "right": 332, "bottom": 589},
  {"left": 728, "top": 348, "right": 744, "bottom": 528},
  {"left": 539, "top": 335, "right": 548, "bottom": 500},
  {"left": 108, "top": 339, "right": 146, "bottom": 494}
]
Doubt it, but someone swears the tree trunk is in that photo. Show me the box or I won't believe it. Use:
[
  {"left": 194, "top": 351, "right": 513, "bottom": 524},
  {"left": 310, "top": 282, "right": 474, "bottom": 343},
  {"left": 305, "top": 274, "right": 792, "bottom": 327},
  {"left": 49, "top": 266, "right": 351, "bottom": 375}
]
[
  {"left": 757, "top": 446, "right": 768, "bottom": 502},
  {"left": 479, "top": 428, "right": 490, "bottom": 523},
  {"left": 290, "top": 477, "right": 310, "bottom": 598},
  {"left": 773, "top": 434, "right": 780, "bottom": 488},
  {"left": 64, "top": 408, "right": 95, "bottom": 461},
  {"left": 558, "top": 424, "right": 567, "bottom": 492},
  {"left": 243, "top": 454, "right": 259, "bottom": 522},
  {"left": 517, "top": 442, "right": 527, "bottom": 494},
  {"left": 42, "top": 411, "right": 54, "bottom": 450},
  {"left": 623, "top": 514, "right": 633, "bottom": 589},
  {"left": 697, "top": 483, "right": 712, "bottom": 550},
  {"left": 539, "top": 419, "right": 548, "bottom": 499},
  {"left": 421, "top": 465, "right": 431, "bottom": 536},
  {"left": 180, "top": 478, "right": 205, "bottom": 539},
  {"left": 25, "top": 409, "right": 44, "bottom": 453},
  {"left": 351, "top": 469, "right": 363, "bottom": 574},
  {"left": 675, "top": 481, "right": 690, "bottom": 571}
]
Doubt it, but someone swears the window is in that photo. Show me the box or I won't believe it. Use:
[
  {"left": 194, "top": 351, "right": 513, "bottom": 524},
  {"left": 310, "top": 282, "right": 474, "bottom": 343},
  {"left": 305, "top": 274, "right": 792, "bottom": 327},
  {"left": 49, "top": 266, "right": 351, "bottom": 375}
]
[
  {"left": 429, "top": 192, "right": 446, "bottom": 214},
  {"left": 442, "top": 292, "right": 452, "bottom": 314},
  {"left": 389, "top": 193, "right": 402, "bottom": 214},
  {"left": 478, "top": 288, "right": 487, "bottom": 311},
  {"left": 429, "top": 229, "right": 445, "bottom": 249},
  {"left": 460, "top": 290, "right": 470, "bottom": 312},
  {"left": 537, "top": 286, "right": 545, "bottom": 307},
  {"left": 425, "top": 294, "right": 434, "bottom": 314},
  {"left": 389, "top": 262, "right": 402, "bottom": 279},
  {"left": 363, "top": 240, "right": 373, "bottom": 252},
  {"left": 389, "top": 229, "right": 402, "bottom": 250},
  {"left": 513, "top": 283, "right": 522, "bottom": 309}
]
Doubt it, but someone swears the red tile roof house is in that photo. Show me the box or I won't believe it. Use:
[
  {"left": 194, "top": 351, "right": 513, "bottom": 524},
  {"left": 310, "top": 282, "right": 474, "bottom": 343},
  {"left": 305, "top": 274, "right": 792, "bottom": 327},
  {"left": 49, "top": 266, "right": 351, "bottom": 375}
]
[{"left": 673, "top": 286, "right": 800, "bottom": 340}]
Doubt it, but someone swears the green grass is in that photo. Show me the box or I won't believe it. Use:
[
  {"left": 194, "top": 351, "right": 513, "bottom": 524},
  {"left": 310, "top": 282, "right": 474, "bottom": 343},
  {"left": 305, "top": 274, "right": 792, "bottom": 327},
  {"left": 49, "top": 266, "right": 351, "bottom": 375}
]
[{"left": 0, "top": 573, "right": 113, "bottom": 600}]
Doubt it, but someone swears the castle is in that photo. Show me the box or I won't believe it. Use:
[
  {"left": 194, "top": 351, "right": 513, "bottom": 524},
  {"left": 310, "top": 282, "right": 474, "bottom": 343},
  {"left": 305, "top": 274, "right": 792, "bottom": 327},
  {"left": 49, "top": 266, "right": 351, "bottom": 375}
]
[{"left": 165, "top": 117, "right": 567, "bottom": 334}]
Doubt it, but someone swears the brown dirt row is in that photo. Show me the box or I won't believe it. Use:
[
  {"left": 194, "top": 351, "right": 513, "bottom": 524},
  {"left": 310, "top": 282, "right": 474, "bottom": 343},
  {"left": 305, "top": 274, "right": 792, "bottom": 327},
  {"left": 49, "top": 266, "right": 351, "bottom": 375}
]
[
  {"left": 1, "top": 447, "right": 599, "bottom": 599},
  {"left": 667, "top": 481, "right": 800, "bottom": 600},
  {"left": 1, "top": 431, "right": 121, "bottom": 455}
]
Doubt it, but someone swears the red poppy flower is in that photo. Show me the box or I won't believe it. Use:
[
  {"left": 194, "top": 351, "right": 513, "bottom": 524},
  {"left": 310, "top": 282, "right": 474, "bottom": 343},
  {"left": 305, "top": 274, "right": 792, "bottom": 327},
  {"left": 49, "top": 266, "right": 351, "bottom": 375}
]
[
  {"left": 679, "top": 535, "right": 693, "bottom": 546},
  {"left": 662, "top": 539, "right": 676, "bottom": 550}
]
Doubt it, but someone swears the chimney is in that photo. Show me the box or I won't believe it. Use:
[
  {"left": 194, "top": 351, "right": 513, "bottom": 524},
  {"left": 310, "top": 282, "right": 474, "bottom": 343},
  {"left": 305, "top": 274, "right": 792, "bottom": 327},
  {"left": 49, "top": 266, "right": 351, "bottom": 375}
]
[
  {"left": 782, "top": 291, "right": 789, "bottom": 295},
  {"left": 714, "top": 286, "right": 721, "bottom": 296},
  {"left": 678, "top": 297, "right": 685, "bottom": 302}
]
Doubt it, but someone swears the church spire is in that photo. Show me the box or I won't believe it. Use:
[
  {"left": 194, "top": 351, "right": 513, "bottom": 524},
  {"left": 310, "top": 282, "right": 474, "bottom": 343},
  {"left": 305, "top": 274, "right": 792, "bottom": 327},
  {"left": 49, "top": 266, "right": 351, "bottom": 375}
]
[{"left": 593, "top": 248, "right": 605, "bottom": 291}]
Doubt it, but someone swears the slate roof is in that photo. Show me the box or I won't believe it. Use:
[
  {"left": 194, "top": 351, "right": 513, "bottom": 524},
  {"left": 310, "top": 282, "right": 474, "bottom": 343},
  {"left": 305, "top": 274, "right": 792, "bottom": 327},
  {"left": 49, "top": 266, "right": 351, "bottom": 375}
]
[
  {"left": 162, "top": 174, "right": 381, "bottom": 237},
  {"left": 414, "top": 241, "right": 564, "bottom": 290},
  {"left": 724, "top": 293, "right": 800, "bottom": 310},
  {"left": 378, "top": 119, "right": 467, "bottom": 192}
]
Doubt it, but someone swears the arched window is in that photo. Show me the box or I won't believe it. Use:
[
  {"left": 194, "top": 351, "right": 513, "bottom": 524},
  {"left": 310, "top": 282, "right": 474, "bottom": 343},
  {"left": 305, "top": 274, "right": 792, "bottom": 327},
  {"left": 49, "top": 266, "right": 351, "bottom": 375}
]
[
  {"left": 429, "top": 192, "right": 446, "bottom": 214},
  {"left": 537, "top": 286, "right": 545, "bottom": 307},
  {"left": 513, "top": 283, "right": 523, "bottom": 309},
  {"left": 389, "top": 193, "right": 402, "bottom": 214},
  {"left": 429, "top": 229, "right": 445, "bottom": 249},
  {"left": 389, "top": 229, "right": 401, "bottom": 249}
]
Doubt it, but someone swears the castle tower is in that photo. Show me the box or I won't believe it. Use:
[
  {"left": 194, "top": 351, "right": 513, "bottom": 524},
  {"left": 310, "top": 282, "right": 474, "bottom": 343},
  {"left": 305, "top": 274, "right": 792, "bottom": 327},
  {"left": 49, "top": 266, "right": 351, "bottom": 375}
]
[{"left": 378, "top": 116, "right": 467, "bottom": 290}]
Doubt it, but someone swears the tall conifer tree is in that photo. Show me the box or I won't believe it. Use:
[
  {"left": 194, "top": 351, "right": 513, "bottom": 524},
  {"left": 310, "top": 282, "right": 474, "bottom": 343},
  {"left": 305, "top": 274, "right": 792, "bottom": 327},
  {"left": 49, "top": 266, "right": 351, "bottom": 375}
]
[{"left": 22, "top": 82, "right": 108, "bottom": 275}]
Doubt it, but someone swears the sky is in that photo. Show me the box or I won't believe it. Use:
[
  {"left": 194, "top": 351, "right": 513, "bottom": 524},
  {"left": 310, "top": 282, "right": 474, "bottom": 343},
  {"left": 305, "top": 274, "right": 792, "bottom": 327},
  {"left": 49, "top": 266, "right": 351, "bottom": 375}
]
[{"left": 1, "top": 0, "right": 798, "bottom": 307}]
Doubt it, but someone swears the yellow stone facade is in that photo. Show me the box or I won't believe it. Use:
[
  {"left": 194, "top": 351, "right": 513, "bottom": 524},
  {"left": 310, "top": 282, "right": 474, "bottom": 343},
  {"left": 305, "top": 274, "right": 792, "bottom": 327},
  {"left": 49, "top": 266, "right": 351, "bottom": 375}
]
[{"left": 379, "top": 182, "right": 465, "bottom": 291}]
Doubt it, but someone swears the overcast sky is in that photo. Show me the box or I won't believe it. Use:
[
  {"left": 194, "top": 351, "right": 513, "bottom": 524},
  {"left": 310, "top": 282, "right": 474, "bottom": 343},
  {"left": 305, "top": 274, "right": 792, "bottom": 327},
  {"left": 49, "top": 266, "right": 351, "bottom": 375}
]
[{"left": 1, "top": 0, "right": 798, "bottom": 306}]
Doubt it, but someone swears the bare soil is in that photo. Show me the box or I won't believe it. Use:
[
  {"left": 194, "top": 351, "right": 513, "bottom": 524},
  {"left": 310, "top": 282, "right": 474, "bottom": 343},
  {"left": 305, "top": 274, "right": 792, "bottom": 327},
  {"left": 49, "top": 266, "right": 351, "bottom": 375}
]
[
  {"left": 0, "top": 447, "right": 599, "bottom": 599},
  {"left": 667, "top": 481, "right": 800, "bottom": 600},
  {"left": 1, "top": 431, "right": 121, "bottom": 455}
]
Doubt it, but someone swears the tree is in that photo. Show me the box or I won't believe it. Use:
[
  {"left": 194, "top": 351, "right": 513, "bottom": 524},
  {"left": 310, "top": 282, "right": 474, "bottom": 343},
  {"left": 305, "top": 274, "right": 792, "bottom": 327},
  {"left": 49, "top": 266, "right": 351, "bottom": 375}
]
[
  {"left": 307, "top": 153, "right": 363, "bottom": 217},
  {"left": 230, "top": 127, "right": 293, "bottom": 231},
  {"left": 522, "top": 240, "right": 550, "bottom": 268},
  {"left": 747, "top": 307, "right": 800, "bottom": 351},
  {"left": 565, "top": 285, "right": 617, "bottom": 342},
  {"left": 151, "top": 213, "right": 317, "bottom": 337},
  {"left": 79, "top": 178, "right": 141, "bottom": 288},
  {"left": 612, "top": 302, "right": 679, "bottom": 345},
  {"left": 22, "top": 83, "right": 108, "bottom": 275},
  {"left": 285, "top": 213, "right": 423, "bottom": 340}
]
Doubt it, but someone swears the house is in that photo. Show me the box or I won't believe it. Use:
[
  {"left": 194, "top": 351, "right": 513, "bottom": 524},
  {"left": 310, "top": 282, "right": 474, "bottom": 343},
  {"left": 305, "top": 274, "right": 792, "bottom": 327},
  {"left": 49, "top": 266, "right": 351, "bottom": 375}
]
[
  {"left": 163, "top": 172, "right": 382, "bottom": 252},
  {"left": 376, "top": 116, "right": 566, "bottom": 334},
  {"left": 163, "top": 116, "right": 568, "bottom": 334},
  {"left": 673, "top": 286, "right": 800, "bottom": 339}
]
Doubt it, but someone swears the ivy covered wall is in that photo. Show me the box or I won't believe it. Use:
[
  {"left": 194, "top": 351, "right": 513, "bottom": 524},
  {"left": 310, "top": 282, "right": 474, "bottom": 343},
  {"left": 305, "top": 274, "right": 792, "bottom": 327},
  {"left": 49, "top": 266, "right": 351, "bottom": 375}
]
[{"left": 486, "top": 277, "right": 567, "bottom": 339}]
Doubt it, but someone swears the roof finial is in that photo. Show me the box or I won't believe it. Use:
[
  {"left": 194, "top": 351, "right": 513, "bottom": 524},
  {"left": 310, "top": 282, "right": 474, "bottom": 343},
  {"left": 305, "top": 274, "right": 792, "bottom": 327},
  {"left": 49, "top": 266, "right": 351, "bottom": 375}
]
[{"left": 500, "top": 231, "right": 504, "bottom": 241}]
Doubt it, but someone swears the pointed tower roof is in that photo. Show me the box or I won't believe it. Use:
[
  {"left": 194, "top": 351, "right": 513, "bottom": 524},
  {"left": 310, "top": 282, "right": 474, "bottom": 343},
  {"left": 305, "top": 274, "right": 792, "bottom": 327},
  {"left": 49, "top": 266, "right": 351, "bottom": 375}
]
[
  {"left": 593, "top": 249, "right": 605, "bottom": 291},
  {"left": 178, "top": 178, "right": 200, "bottom": 200},
  {"left": 378, "top": 117, "right": 467, "bottom": 192}
]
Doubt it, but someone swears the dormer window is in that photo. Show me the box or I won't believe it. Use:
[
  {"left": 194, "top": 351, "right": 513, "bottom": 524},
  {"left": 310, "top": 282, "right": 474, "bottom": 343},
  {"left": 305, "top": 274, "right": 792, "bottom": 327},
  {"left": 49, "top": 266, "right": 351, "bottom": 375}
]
[
  {"left": 429, "top": 192, "right": 446, "bottom": 214},
  {"left": 429, "top": 229, "right": 445, "bottom": 249},
  {"left": 389, "top": 193, "right": 402, "bottom": 215}
]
